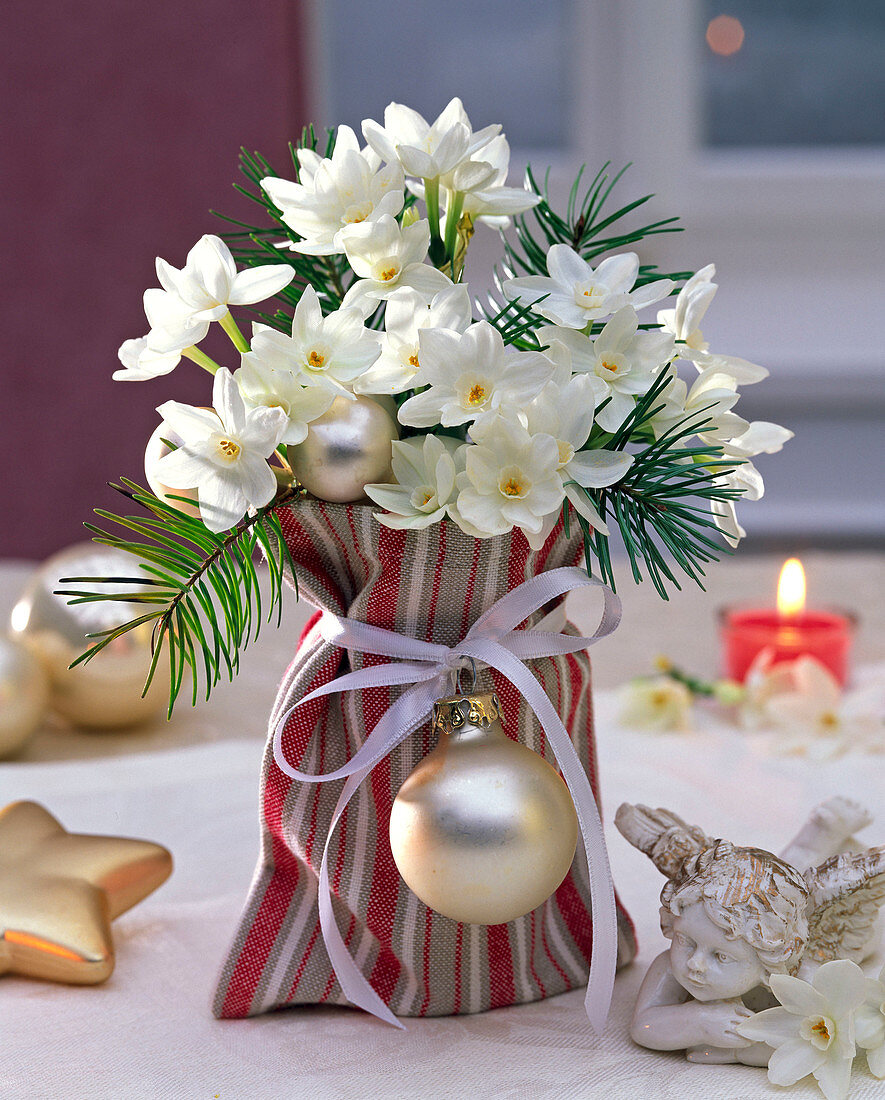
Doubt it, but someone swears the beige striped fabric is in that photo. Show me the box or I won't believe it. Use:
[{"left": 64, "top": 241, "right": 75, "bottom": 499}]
[{"left": 213, "top": 501, "right": 636, "bottom": 1020}]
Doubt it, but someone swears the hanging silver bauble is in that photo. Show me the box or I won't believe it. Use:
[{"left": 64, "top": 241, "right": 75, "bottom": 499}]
[
  {"left": 9, "top": 543, "right": 168, "bottom": 729},
  {"left": 389, "top": 691, "right": 578, "bottom": 925},
  {"left": 0, "top": 634, "right": 50, "bottom": 757},
  {"left": 288, "top": 395, "right": 399, "bottom": 503},
  {"left": 144, "top": 420, "right": 201, "bottom": 518}
]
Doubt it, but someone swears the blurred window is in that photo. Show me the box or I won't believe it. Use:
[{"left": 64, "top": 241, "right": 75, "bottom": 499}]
[
  {"left": 701, "top": 1, "right": 885, "bottom": 148},
  {"left": 321, "top": 0, "right": 571, "bottom": 152}
]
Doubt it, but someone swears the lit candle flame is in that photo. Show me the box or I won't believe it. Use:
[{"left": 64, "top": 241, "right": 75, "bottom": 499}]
[{"left": 777, "top": 558, "right": 806, "bottom": 617}]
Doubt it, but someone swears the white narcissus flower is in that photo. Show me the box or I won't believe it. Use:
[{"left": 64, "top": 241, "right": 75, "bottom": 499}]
[
  {"left": 152, "top": 234, "right": 295, "bottom": 328},
  {"left": 362, "top": 97, "right": 499, "bottom": 181},
  {"left": 709, "top": 460, "right": 766, "bottom": 548},
  {"left": 518, "top": 373, "right": 633, "bottom": 535},
  {"left": 650, "top": 367, "right": 747, "bottom": 446},
  {"left": 658, "top": 264, "right": 768, "bottom": 384},
  {"left": 454, "top": 416, "right": 564, "bottom": 538},
  {"left": 724, "top": 420, "right": 794, "bottom": 459},
  {"left": 155, "top": 369, "right": 286, "bottom": 533},
  {"left": 365, "top": 434, "right": 462, "bottom": 529},
  {"left": 244, "top": 286, "right": 382, "bottom": 400},
  {"left": 857, "top": 966, "right": 885, "bottom": 1078},
  {"left": 232, "top": 358, "right": 334, "bottom": 446},
  {"left": 504, "top": 246, "right": 674, "bottom": 330},
  {"left": 409, "top": 135, "right": 541, "bottom": 228},
  {"left": 339, "top": 216, "right": 450, "bottom": 311},
  {"left": 546, "top": 306, "right": 675, "bottom": 431},
  {"left": 619, "top": 676, "right": 693, "bottom": 732},
  {"left": 738, "top": 959, "right": 869, "bottom": 1100},
  {"left": 397, "top": 321, "right": 553, "bottom": 428},
  {"left": 751, "top": 655, "right": 884, "bottom": 757},
  {"left": 354, "top": 284, "right": 473, "bottom": 395},
  {"left": 260, "top": 125, "right": 404, "bottom": 256},
  {"left": 113, "top": 336, "right": 183, "bottom": 382}
]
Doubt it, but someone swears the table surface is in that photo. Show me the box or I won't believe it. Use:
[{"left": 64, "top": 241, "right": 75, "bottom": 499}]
[{"left": 1, "top": 551, "right": 884, "bottom": 1100}]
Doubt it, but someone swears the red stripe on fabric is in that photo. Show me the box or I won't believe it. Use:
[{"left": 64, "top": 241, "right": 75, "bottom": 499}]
[
  {"left": 303, "top": 705, "right": 329, "bottom": 868},
  {"left": 486, "top": 923, "right": 515, "bottom": 1009},
  {"left": 417, "top": 907, "right": 434, "bottom": 1016},
  {"left": 458, "top": 533, "right": 481, "bottom": 638},
  {"left": 319, "top": 970, "right": 336, "bottom": 1003},
  {"left": 297, "top": 609, "right": 323, "bottom": 649},
  {"left": 221, "top": 644, "right": 340, "bottom": 1017},
  {"left": 363, "top": 524, "right": 408, "bottom": 1007},
  {"left": 217, "top": 833, "right": 300, "bottom": 1017},
  {"left": 453, "top": 922, "right": 464, "bottom": 1014},
  {"left": 554, "top": 870, "right": 594, "bottom": 965},
  {"left": 287, "top": 918, "right": 323, "bottom": 1000},
  {"left": 319, "top": 913, "right": 358, "bottom": 1004},
  {"left": 344, "top": 504, "right": 372, "bottom": 579},
  {"left": 539, "top": 910, "right": 570, "bottom": 986},
  {"left": 528, "top": 910, "right": 547, "bottom": 998}
]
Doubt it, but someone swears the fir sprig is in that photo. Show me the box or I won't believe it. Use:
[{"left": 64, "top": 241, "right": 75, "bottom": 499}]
[
  {"left": 56, "top": 480, "right": 297, "bottom": 716},
  {"left": 506, "top": 162, "right": 692, "bottom": 283}
]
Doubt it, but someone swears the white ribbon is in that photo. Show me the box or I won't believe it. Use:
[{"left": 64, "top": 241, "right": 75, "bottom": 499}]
[{"left": 273, "top": 566, "right": 621, "bottom": 1031}]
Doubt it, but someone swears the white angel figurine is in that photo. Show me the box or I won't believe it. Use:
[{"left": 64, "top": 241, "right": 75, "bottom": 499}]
[{"left": 616, "top": 797, "right": 885, "bottom": 1065}]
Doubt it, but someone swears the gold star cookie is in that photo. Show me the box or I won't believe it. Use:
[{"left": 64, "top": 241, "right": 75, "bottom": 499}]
[{"left": 0, "top": 800, "right": 172, "bottom": 984}]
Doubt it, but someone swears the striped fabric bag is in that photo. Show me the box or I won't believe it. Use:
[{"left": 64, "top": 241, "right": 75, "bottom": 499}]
[{"left": 213, "top": 500, "right": 636, "bottom": 1020}]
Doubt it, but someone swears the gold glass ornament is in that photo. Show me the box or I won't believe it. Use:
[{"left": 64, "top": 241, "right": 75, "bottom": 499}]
[
  {"left": 0, "top": 634, "right": 50, "bottom": 757},
  {"left": 0, "top": 800, "right": 172, "bottom": 984},
  {"left": 143, "top": 420, "right": 201, "bottom": 518},
  {"left": 389, "top": 691, "right": 578, "bottom": 925},
  {"left": 288, "top": 394, "right": 399, "bottom": 502},
  {"left": 9, "top": 543, "right": 168, "bottom": 729}
]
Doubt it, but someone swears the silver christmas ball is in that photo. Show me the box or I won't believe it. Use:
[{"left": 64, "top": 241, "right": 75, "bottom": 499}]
[
  {"left": 288, "top": 395, "right": 399, "bottom": 502},
  {"left": 389, "top": 692, "right": 578, "bottom": 925},
  {"left": 144, "top": 420, "right": 201, "bottom": 518},
  {"left": 9, "top": 543, "right": 168, "bottom": 729},
  {"left": 0, "top": 634, "right": 50, "bottom": 757}
]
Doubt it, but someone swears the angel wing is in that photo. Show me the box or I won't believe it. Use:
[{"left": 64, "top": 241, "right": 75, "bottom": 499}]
[
  {"left": 803, "top": 845, "right": 885, "bottom": 965},
  {"left": 615, "top": 803, "right": 713, "bottom": 883}
]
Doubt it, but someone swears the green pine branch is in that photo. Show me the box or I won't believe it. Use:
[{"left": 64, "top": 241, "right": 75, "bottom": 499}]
[
  {"left": 56, "top": 480, "right": 298, "bottom": 718},
  {"left": 563, "top": 370, "right": 744, "bottom": 599}
]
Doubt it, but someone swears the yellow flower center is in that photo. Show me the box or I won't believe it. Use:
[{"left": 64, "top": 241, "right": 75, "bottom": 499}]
[
  {"left": 812, "top": 1020, "right": 830, "bottom": 1041},
  {"left": 467, "top": 383, "right": 487, "bottom": 406},
  {"left": 217, "top": 438, "right": 240, "bottom": 460},
  {"left": 408, "top": 354, "right": 419, "bottom": 369},
  {"left": 601, "top": 360, "right": 618, "bottom": 374},
  {"left": 820, "top": 711, "right": 840, "bottom": 729},
  {"left": 379, "top": 266, "right": 398, "bottom": 282},
  {"left": 308, "top": 350, "right": 326, "bottom": 370},
  {"left": 501, "top": 478, "right": 524, "bottom": 497}
]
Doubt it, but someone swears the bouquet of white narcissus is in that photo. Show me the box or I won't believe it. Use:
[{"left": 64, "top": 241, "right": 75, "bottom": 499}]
[{"left": 71, "top": 97, "right": 791, "bottom": 709}]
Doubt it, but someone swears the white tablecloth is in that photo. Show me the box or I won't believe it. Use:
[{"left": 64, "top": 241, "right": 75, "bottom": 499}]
[{"left": 3, "top": 690, "right": 884, "bottom": 1100}]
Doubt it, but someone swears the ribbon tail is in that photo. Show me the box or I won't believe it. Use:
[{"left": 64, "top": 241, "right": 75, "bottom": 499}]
[
  {"left": 318, "top": 768, "right": 405, "bottom": 1028},
  {"left": 465, "top": 640, "right": 618, "bottom": 1033}
]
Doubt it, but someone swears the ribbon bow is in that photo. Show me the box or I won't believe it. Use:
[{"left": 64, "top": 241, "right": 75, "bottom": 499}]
[{"left": 273, "top": 566, "right": 621, "bottom": 1030}]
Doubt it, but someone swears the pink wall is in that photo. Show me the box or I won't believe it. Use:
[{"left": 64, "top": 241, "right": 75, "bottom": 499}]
[{"left": 0, "top": 2, "right": 308, "bottom": 559}]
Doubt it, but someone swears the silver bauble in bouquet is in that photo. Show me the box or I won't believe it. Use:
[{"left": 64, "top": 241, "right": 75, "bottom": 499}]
[
  {"left": 389, "top": 691, "right": 578, "bottom": 925},
  {"left": 9, "top": 543, "right": 168, "bottom": 729},
  {"left": 0, "top": 634, "right": 50, "bottom": 756},
  {"left": 288, "top": 395, "right": 398, "bottom": 502},
  {"left": 143, "top": 420, "right": 201, "bottom": 518}
]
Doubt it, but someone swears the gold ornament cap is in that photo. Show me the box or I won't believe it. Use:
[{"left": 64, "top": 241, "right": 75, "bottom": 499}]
[{"left": 431, "top": 691, "right": 504, "bottom": 736}]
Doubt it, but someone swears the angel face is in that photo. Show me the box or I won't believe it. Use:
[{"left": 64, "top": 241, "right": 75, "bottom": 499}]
[{"left": 669, "top": 901, "right": 767, "bottom": 1002}]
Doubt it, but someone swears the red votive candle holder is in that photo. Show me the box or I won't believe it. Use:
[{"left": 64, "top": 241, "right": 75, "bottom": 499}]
[{"left": 719, "top": 606, "right": 855, "bottom": 686}]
